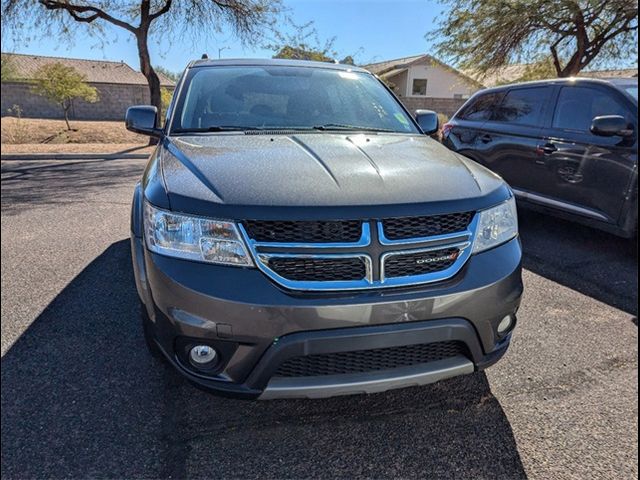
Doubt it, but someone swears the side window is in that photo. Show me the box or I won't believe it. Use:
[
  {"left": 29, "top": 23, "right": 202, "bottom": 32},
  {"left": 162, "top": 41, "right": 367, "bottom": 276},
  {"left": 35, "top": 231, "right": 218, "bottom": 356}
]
[
  {"left": 459, "top": 92, "right": 502, "bottom": 121},
  {"left": 492, "top": 87, "right": 550, "bottom": 126},
  {"left": 553, "top": 86, "right": 631, "bottom": 133}
]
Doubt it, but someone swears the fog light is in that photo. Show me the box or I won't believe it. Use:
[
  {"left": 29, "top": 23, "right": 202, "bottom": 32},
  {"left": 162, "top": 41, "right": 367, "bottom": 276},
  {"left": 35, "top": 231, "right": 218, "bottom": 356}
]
[
  {"left": 189, "top": 345, "right": 218, "bottom": 366},
  {"left": 497, "top": 315, "right": 514, "bottom": 334}
]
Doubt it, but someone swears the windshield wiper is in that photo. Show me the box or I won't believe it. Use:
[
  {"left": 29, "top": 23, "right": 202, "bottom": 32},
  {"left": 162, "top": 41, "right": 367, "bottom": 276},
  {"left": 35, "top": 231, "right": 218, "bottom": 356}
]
[
  {"left": 173, "top": 126, "right": 268, "bottom": 133},
  {"left": 312, "top": 123, "right": 397, "bottom": 133},
  {"left": 174, "top": 126, "right": 317, "bottom": 133},
  {"left": 174, "top": 124, "right": 399, "bottom": 134}
]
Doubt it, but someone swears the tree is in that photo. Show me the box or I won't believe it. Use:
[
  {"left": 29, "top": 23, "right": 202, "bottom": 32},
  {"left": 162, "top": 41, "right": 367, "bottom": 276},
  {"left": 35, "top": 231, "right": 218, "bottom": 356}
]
[
  {"left": 2, "top": 0, "right": 282, "bottom": 118},
  {"left": 154, "top": 65, "right": 181, "bottom": 83},
  {"left": 274, "top": 45, "right": 334, "bottom": 62},
  {"left": 428, "top": 0, "right": 638, "bottom": 78},
  {"left": 160, "top": 86, "right": 174, "bottom": 119},
  {"left": 500, "top": 59, "right": 559, "bottom": 84},
  {"left": 1, "top": 54, "right": 18, "bottom": 82},
  {"left": 267, "top": 18, "right": 360, "bottom": 64},
  {"left": 32, "top": 62, "right": 99, "bottom": 130}
]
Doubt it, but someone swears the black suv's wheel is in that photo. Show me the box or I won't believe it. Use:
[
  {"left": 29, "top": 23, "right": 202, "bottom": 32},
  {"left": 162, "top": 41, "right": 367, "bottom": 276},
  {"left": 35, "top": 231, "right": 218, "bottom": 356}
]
[{"left": 140, "top": 302, "right": 162, "bottom": 358}]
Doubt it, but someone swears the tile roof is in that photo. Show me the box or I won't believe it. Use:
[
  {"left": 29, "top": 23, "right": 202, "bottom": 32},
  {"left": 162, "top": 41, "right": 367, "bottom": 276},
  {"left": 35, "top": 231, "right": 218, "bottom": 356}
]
[
  {"left": 580, "top": 68, "right": 638, "bottom": 79},
  {"left": 465, "top": 64, "right": 638, "bottom": 87},
  {"left": 2, "top": 52, "right": 175, "bottom": 86},
  {"left": 362, "top": 54, "right": 426, "bottom": 75},
  {"left": 463, "top": 65, "right": 529, "bottom": 88}
]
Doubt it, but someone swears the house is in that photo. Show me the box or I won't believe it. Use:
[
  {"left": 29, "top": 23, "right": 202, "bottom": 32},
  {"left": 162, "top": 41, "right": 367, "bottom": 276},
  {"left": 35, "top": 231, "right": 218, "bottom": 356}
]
[
  {"left": 362, "top": 54, "right": 484, "bottom": 116},
  {"left": 1, "top": 52, "right": 175, "bottom": 121},
  {"left": 467, "top": 64, "right": 639, "bottom": 87}
]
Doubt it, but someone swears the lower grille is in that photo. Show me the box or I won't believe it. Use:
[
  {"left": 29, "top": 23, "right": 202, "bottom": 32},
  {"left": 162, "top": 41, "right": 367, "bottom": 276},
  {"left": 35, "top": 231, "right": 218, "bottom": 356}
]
[
  {"left": 267, "top": 256, "right": 367, "bottom": 282},
  {"left": 274, "top": 341, "right": 468, "bottom": 377},
  {"left": 384, "top": 247, "right": 460, "bottom": 278}
]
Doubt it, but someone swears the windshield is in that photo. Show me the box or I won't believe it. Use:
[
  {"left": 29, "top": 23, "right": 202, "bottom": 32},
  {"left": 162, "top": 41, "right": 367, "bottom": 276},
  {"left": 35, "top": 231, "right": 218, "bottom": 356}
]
[{"left": 170, "top": 65, "right": 419, "bottom": 134}]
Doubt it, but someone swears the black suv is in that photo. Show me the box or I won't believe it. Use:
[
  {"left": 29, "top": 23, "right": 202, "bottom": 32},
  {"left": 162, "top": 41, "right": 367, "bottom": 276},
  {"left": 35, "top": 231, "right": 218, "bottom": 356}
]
[
  {"left": 126, "top": 59, "right": 523, "bottom": 399},
  {"left": 442, "top": 78, "right": 638, "bottom": 237}
]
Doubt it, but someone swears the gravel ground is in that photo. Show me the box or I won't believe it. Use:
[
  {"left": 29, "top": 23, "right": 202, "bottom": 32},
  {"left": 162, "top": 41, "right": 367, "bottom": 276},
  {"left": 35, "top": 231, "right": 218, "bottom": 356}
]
[{"left": 1, "top": 157, "right": 637, "bottom": 479}]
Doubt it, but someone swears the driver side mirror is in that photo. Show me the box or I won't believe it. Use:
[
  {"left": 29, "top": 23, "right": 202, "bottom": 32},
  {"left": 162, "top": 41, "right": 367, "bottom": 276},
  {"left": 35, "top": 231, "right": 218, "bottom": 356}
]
[
  {"left": 125, "top": 105, "right": 162, "bottom": 137},
  {"left": 415, "top": 109, "right": 439, "bottom": 135},
  {"left": 590, "top": 115, "right": 634, "bottom": 138}
]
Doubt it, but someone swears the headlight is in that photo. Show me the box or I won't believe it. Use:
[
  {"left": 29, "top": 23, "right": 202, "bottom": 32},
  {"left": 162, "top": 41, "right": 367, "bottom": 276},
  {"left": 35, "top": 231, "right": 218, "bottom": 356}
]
[
  {"left": 143, "top": 201, "right": 253, "bottom": 266},
  {"left": 472, "top": 196, "right": 518, "bottom": 253}
]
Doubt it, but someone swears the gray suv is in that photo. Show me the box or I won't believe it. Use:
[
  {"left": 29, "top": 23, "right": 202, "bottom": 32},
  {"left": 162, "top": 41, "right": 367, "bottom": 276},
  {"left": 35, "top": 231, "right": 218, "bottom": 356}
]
[{"left": 127, "top": 59, "right": 523, "bottom": 399}]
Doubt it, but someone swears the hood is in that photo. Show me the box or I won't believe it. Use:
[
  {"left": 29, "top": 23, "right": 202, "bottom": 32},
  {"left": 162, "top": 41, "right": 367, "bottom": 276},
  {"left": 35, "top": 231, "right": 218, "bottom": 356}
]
[{"left": 160, "top": 133, "right": 508, "bottom": 219}]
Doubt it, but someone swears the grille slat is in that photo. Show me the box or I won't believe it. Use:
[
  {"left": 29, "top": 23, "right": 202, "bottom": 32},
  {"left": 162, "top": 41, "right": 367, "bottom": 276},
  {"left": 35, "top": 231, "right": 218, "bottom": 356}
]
[
  {"left": 267, "top": 257, "right": 366, "bottom": 282},
  {"left": 274, "top": 341, "right": 468, "bottom": 377},
  {"left": 244, "top": 220, "right": 362, "bottom": 243},
  {"left": 384, "top": 247, "right": 460, "bottom": 278},
  {"left": 382, "top": 212, "right": 473, "bottom": 240}
]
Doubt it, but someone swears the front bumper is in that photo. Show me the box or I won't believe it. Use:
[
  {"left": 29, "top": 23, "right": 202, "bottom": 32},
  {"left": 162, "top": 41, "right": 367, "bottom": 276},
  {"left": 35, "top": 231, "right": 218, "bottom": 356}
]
[{"left": 132, "top": 235, "right": 522, "bottom": 399}]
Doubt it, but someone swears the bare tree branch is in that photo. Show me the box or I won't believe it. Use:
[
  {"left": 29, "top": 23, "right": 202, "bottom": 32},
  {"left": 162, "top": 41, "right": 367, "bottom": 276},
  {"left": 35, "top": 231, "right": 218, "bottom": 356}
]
[
  {"left": 149, "top": 0, "right": 173, "bottom": 22},
  {"left": 39, "top": 0, "right": 138, "bottom": 33}
]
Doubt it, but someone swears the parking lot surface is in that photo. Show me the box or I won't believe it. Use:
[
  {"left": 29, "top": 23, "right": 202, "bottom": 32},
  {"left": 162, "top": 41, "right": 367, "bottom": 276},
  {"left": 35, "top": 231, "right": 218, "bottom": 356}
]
[{"left": 1, "top": 157, "right": 637, "bottom": 479}]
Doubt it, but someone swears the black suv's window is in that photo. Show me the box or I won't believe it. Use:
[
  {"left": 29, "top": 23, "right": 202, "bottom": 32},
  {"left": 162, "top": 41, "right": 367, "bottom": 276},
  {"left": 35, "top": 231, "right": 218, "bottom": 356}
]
[
  {"left": 459, "top": 92, "right": 502, "bottom": 121},
  {"left": 492, "top": 87, "right": 550, "bottom": 126},
  {"left": 171, "top": 66, "right": 419, "bottom": 134},
  {"left": 553, "top": 86, "right": 632, "bottom": 133},
  {"left": 622, "top": 84, "right": 638, "bottom": 101}
]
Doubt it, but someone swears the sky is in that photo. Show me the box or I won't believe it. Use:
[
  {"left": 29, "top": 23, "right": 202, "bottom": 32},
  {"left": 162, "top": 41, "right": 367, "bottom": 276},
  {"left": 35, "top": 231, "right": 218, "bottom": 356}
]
[{"left": 2, "top": 0, "right": 444, "bottom": 73}]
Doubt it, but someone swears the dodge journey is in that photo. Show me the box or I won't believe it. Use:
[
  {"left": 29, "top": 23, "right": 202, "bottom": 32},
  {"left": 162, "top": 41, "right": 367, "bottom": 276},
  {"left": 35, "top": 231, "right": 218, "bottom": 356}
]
[{"left": 127, "top": 58, "right": 523, "bottom": 399}]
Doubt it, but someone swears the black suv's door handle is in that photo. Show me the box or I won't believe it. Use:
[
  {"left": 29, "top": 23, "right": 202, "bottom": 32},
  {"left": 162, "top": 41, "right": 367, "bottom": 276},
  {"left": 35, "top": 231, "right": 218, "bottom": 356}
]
[
  {"left": 537, "top": 143, "right": 557, "bottom": 155},
  {"left": 480, "top": 134, "right": 492, "bottom": 143}
]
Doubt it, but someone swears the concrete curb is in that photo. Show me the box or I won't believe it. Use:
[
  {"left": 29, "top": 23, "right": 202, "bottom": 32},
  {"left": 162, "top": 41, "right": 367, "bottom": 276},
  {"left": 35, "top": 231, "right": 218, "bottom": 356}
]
[{"left": 1, "top": 152, "right": 150, "bottom": 161}]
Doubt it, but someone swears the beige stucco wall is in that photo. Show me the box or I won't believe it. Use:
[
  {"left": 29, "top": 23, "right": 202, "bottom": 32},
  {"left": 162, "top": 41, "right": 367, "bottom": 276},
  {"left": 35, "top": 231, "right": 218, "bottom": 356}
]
[{"left": 391, "top": 60, "right": 478, "bottom": 99}]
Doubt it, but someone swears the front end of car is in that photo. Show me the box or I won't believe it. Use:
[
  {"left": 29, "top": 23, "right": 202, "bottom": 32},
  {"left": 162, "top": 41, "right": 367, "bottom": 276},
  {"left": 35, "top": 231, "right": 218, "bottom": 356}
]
[{"left": 131, "top": 174, "right": 522, "bottom": 399}]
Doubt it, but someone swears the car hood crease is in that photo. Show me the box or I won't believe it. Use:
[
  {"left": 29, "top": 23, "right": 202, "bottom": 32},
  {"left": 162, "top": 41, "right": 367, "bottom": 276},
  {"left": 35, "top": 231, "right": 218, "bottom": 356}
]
[{"left": 160, "top": 133, "right": 506, "bottom": 216}]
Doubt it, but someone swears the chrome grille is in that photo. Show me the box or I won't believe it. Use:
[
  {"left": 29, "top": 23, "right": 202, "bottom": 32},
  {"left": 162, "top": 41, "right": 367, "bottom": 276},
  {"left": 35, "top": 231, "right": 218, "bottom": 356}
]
[
  {"left": 267, "top": 256, "right": 367, "bottom": 282},
  {"left": 240, "top": 213, "right": 476, "bottom": 291},
  {"left": 274, "top": 341, "right": 468, "bottom": 377},
  {"left": 243, "top": 220, "right": 361, "bottom": 243},
  {"left": 382, "top": 212, "right": 473, "bottom": 240}
]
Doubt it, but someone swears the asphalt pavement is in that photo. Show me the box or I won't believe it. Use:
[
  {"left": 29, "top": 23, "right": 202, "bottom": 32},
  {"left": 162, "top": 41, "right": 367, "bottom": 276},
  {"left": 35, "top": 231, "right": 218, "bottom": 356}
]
[{"left": 1, "top": 157, "right": 637, "bottom": 479}]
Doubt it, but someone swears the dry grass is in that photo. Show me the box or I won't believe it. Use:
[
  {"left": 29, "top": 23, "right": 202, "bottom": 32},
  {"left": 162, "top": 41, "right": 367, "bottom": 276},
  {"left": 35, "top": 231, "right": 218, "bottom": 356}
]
[
  {"left": 1, "top": 143, "right": 154, "bottom": 155},
  {"left": 1, "top": 117, "right": 147, "bottom": 145}
]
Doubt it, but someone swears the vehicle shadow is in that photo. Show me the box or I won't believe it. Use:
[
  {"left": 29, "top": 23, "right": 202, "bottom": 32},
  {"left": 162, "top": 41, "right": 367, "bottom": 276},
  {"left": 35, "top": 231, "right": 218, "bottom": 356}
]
[
  {"left": 1, "top": 239, "right": 527, "bottom": 479},
  {"left": 518, "top": 208, "right": 638, "bottom": 317},
  {"left": 0, "top": 158, "right": 145, "bottom": 215}
]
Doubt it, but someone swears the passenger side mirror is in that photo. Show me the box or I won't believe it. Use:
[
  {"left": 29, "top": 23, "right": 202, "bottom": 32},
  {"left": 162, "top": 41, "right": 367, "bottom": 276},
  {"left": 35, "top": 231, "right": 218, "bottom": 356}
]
[
  {"left": 590, "top": 115, "right": 634, "bottom": 138},
  {"left": 414, "top": 109, "right": 439, "bottom": 135},
  {"left": 125, "top": 106, "right": 162, "bottom": 137}
]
